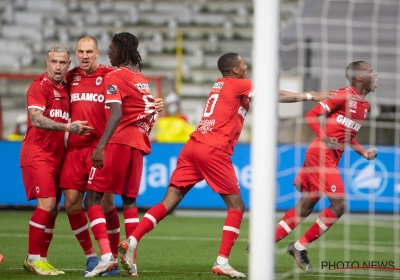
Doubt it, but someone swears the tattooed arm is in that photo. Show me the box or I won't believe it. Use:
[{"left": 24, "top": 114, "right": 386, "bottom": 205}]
[{"left": 28, "top": 108, "right": 94, "bottom": 135}]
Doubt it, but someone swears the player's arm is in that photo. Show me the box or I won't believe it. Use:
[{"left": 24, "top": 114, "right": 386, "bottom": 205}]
[
  {"left": 350, "top": 138, "right": 378, "bottom": 160},
  {"left": 305, "top": 104, "right": 338, "bottom": 149},
  {"left": 28, "top": 108, "right": 93, "bottom": 135},
  {"left": 90, "top": 102, "right": 122, "bottom": 169},
  {"left": 279, "top": 90, "right": 337, "bottom": 103}
]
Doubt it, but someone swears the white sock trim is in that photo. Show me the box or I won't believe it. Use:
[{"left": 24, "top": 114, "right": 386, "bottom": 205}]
[
  {"left": 316, "top": 218, "right": 329, "bottom": 231},
  {"left": 29, "top": 220, "right": 46, "bottom": 229},
  {"left": 90, "top": 218, "right": 106, "bottom": 228},
  {"left": 294, "top": 241, "right": 307, "bottom": 251},
  {"left": 279, "top": 220, "right": 292, "bottom": 233},
  {"left": 72, "top": 224, "right": 88, "bottom": 235},
  {"left": 144, "top": 213, "right": 157, "bottom": 228},
  {"left": 44, "top": 228, "right": 54, "bottom": 233},
  {"left": 223, "top": 225, "right": 240, "bottom": 234},
  {"left": 106, "top": 228, "right": 120, "bottom": 234},
  {"left": 125, "top": 218, "right": 139, "bottom": 224}
]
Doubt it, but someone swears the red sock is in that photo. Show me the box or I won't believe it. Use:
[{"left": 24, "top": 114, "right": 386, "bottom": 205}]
[
  {"left": 29, "top": 208, "right": 50, "bottom": 256},
  {"left": 67, "top": 208, "right": 94, "bottom": 256},
  {"left": 87, "top": 205, "right": 111, "bottom": 256},
  {"left": 298, "top": 208, "right": 338, "bottom": 248},
  {"left": 131, "top": 203, "right": 167, "bottom": 242},
  {"left": 275, "top": 208, "right": 301, "bottom": 242},
  {"left": 105, "top": 207, "right": 120, "bottom": 259},
  {"left": 123, "top": 208, "right": 139, "bottom": 263},
  {"left": 40, "top": 215, "right": 56, "bottom": 259},
  {"left": 218, "top": 209, "right": 243, "bottom": 258}
]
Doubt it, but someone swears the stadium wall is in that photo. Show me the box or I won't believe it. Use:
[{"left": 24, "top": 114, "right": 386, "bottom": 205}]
[{"left": 0, "top": 142, "right": 396, "bottom": 212}]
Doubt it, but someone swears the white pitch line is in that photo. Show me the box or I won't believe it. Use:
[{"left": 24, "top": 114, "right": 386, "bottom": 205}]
[{"left": 0, "top": 233, "right": 249, "bottom": 242}]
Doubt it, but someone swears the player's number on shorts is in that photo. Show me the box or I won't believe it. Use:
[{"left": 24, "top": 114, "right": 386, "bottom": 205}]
[
  {"left": 143, "top": 95, "right": 155, "bottom": 113},
  {"left": 203, "top": 94, "right": 219, "bottom": 117}
]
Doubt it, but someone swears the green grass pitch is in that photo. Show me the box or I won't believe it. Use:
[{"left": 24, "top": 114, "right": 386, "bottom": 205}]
[{"left": 0, "top": 211, "right": 399, "bottom": 279}]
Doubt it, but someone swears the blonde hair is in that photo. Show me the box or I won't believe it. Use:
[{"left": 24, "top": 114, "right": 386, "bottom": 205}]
[{"left": 48, "top": 44, "right": 70, "bottom": 55}]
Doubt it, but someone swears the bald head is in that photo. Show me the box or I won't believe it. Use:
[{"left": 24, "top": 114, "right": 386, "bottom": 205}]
[{"left": 76, "top": 36, "right": 100, "bottom": 74}]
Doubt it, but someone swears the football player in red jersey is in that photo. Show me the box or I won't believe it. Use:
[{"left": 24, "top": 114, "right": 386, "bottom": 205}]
[
  {"left": 59, "top": 36, "right": 120, "bottom": 276},
  {"left": 276, "top": 61, "right": 378, "bottom": 272},
  {"left": 84, "top": 32, "right": 163, "bottom": 277},
  {"left": 118, "top": 52, "right": 251, "bottom": 279},
  {"left": 60, "top": 36, "right": 163, "bottom": 276},
  {"left": 21, "top": 44, "right": 93, "bottom": 275}
]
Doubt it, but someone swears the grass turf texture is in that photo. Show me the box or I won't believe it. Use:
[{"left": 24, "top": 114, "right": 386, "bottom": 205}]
[{"left": 0, "top": 211, "right": 399, "bottom": 279}]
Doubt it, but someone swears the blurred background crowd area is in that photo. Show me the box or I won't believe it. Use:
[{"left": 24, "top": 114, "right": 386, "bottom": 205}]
[{"left": 0, "top": 0, "right": 399, "bottom": 145}]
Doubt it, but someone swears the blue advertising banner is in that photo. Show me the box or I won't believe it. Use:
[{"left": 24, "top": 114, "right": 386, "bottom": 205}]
[{"left": 0, "top": 141, "right": 397, "bottom": 212}]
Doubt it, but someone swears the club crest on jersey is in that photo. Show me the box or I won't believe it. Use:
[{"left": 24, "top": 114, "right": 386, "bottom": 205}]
[
  {"left": 349, "top": 100, "right": 357, "bottom": 109},
  {"left": 73, "top": 75, "right": 81, "bottom": 81},
  {"left": 107, "top": 85, "right": 117, "bottom": 94},
  {"left": 96, "top": 76, "right": 102, "bottom": 86},
  {"left": 53, "top": 90, "right": 61, "bottom": 100}
]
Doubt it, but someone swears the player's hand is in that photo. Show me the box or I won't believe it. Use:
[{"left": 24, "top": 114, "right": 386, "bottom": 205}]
[
  {"left": 90, "top": 147, "right": 104, "bottom": 169},
  {"left": 67, "top": 120, "right": 94, "bottom": 135},
  {"left": 322, "top": 137, "right": 339, "bottom": 149},
  {"left": 362, "top": 148, "right": 378, "bottom": 160},
  {"left": 154, "top": 98, "right": 164, "bottom": 112},
  {"left": 312, "top": 90, "right": 337, "bottom": 102}
]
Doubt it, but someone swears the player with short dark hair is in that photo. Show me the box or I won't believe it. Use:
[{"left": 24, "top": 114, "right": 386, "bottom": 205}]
[
  {"left": 118, "top": 52, "right": 252, "bottom": 279},
  {"left": 83, "top": 32, "right": 163, "bottom": 277},
  {"left": 21, "top": 44, "right": 93, "bottom": 275},
  {"left": 277, "top": 61, "right": 378, "bottom": 272}
]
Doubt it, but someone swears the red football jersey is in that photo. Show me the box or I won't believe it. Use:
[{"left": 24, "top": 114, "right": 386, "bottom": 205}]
[
  {"left": 104, "top": 67, "right": 157, "bottom": 154},
  {"left": 306, "top": 86, "right": 370, "bottom": 162},
  {"left": 190, "top": 77, "right": 254, "bottom": 155},
  {"left": 67, "top": 64, "right": 115, "bottom": 147},
  {"left": 20, "top": 73, "right": 70, "bottom": 166}
]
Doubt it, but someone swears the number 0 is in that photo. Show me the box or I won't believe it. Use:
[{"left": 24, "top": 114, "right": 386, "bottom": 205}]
[{"left": 203, "top": 94, "right": 219, "bottom": 117}]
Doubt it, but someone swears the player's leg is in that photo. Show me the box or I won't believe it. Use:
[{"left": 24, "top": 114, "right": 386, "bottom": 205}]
[
  {"left": 61, "top": 147, "right": 99, "bottom": 275},
  {"left": 193, "top": 142, "right": 246, "bottom": 278},
  {"left": 288, "top": 163, "right": 344, "bottom": 272},
  {"left": 276, "top": 190, "right": 320, "bottom": 242},
  {"left": 212, "top": 193, "right": 246, "bottom": 279},
  {"left": 102, "top": 194, "right": 119, "bottom": 261},
  {"left": 118, "top": 149, "right": 142, "bottom": 276},
  {"left": 21, "top": 165, "right": 58, "bottom": 275},
  {"left": 119, "top": 187, "right": 186, "bottom": 275}
]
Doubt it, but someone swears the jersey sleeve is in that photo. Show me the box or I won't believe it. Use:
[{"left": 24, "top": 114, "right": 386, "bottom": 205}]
[
  {"left": 104, "top": 74, "right": 122, "bottom": 104},
  {"left": 235, "top": 79, "right": 254, "bottom": 99},
  {"left": 27, "top": 82, "right": 47, "bottom": 111}
]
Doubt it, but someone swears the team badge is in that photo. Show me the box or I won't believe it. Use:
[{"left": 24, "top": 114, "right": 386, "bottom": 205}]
[
  {"left": 107, "top": 85, "right": 117, "bottom": 94},
  {"left": 364, "top": 108, "right": 368, "bottom": 119},
  {"left": 53, "top": 90, "right": 61, "bottom": 100},
  {"left": 73, "top": 75, "right": 81, "bottom": 81},
  {"left": 349, "top": 100, "right": 357, "bottom": 109},
  {"left": 96, "top": 77, "right": 102, "bottom": 86},
  {"left": 331, "top": 185, "right": 336, "bottom": 192},
  {"left": 35, "top": 186, "right": 40, "bottom": 193}
]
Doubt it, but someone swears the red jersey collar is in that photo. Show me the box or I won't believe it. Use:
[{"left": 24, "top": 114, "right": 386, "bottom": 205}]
[
  {"left": 346, "top": 85, "right": 364, "bottom": 101},
  {"left": 44, "top": 72, "right": 66, "bottom": 88}
]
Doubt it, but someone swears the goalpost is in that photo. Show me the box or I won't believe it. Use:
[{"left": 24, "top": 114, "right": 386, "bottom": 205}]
[{"left": 249, "top": 0, "right": 279, "bottom": 279}]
